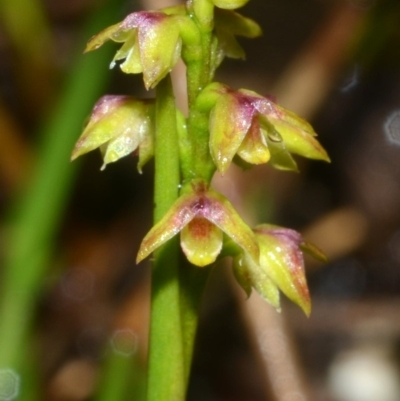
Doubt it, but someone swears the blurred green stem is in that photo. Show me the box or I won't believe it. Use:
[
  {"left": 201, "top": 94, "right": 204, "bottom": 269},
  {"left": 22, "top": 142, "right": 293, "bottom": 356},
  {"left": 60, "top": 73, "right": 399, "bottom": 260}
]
[
  {"left": 0, "top": 0, "right": 123, "bottom": 370},
  {"left": 96, "top": 349, "right": 146, "bottom": 401},
  {"left": 0, "top": 0, "right": 51, "bottom": 61}
]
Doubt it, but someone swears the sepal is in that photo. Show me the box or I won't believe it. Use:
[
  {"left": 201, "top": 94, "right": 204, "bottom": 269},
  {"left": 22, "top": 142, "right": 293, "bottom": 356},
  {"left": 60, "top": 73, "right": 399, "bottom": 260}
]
[
  {"left": 214, "top": 9, "right": 262, "bottom": 61},
  {"left": 233, "top": 252, "right": 281, "bottom": 309},
  {"left": 253, "top": 224, "right": 313, "bottom": 315}
]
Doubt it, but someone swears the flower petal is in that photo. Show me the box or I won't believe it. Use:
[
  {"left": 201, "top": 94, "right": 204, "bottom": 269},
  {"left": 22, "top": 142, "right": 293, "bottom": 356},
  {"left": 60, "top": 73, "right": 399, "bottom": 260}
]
[
  {"left": 215, "top": 28, "right": 245, "bottom": 59},
  {"left": 264, "top": 126, "right": 299, "bottom": 171},
  {"left": 205, "top": 189, "right": 259, "bottom": 263},
  {"left": 209, "top": 92, "right": 255, "bottom": 174},
  {"left": 237, "top": 118, "right": 270, "bottom": 164},
  {"left": 84, "top": 23, "right": 121, "bottom": 52},
  {"left": 134, "top": 13, "right": 182, "bottom": 89},
  {"left": 301, "top": 241, "right": 328, "bottom": 263},
  {"left": 137, "top": 120, "right": 154, "bottom": 174},
  {"left": 136, "top": 192, "right": 197, "bottom": 263},
  {"left": 214, "top": 9, "right": 262, "bottom": 38},
  {"left": 71, "top": 96, "right": 138, "bottom": 160},
  {"left": 212, "top": 0, "right": 250, "bottom": 10},
  {"left": 269, "top": 111, "right": 330, "bottom": 162},
  {"left": 181, "top": 218, "right": 223, "bottom": 266},
  {"left": 259, "top": 103, "right": 330, "bottom": 162},
  {"left": 254, "top": 225, "right": 311, "bottom": 316},
  {"left": 233, "top": 252, "right": 280, "bottom": 309},
  {"left": 111, "top": 32, "right": 139, "bottom": 69},
  {"left": 101, "top": 130, "right": 140, "bottom": 168}
]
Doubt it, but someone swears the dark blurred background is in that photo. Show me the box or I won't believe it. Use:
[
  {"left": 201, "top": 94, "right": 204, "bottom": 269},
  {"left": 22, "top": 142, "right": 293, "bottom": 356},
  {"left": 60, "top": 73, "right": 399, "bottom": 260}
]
[{"left": 1, "top": 0, "right": 400, "bottom": 400}]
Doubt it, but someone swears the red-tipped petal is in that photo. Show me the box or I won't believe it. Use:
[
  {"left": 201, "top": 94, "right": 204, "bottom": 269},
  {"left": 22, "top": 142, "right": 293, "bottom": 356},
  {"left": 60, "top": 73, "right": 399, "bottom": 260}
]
[
  {"left": 136, "top": 193, "right": 197, "bottom": 263},
  {"left": 254, "top": 225, "right": 311, "bottom": 316}
]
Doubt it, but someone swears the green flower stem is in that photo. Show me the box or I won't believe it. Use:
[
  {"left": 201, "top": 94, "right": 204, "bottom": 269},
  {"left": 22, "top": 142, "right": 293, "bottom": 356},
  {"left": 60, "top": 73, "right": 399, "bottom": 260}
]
[
  {"left": 0, "top": 0, "right": 123, "bottom": 371},
  {"left": 184, "top": 0, "right": 216, "bottom": 182},
  {"left": 179, "top": 260, "right": 211, "bottom": 385},
  {"left": 190, "top": 0, "right": 214, "bottom": 32},
  {"left": 147, "top": 76, "right": 185, "bottom": 401},
  {"left": 174, "top": 0, "right": 216, "bottom": 386}
]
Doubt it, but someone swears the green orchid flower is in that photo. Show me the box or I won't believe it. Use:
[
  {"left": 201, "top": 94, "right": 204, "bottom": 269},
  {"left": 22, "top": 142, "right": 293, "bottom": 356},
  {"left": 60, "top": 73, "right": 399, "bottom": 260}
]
[
  {"left": 71, "top": 95, "right": 153, "bottom": 172},
  {"left": 197, "top": 83, "right": 330, "bottom": 174},
  {"left": 85, "top": 10, "right": 198, "bottom": 90},
  {"left": 137, "top": 179, "right": 259, "bottom": 267},
  {"left": 233, "top": 224, "right": 326, "bottom": 315}
]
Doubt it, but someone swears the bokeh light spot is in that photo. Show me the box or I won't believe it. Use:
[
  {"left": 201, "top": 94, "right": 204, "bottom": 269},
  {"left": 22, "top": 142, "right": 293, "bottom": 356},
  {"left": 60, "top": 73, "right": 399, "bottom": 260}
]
[
  {"left": 110, "top": 329, "right": 138, "bottom": 357},
  {"left": 384, "top": 111, "right": 400, "bottom": 146},
  {"left": 0, "top": 369, "right": 20, "bottom": 401}
]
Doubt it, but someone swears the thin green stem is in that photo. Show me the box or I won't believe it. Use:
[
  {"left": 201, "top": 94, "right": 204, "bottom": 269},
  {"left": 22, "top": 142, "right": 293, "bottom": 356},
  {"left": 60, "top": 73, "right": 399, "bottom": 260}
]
[
  {"left": 147, "top": 76, "right": 185, "bottom": 401},
  {"left": 179, "top": 260, "right": 211, "bottom": 385},
  {"left": 184, "top": 0, "right": 216, "bottom": 182},
  {"left": 175, "top": 0, "right": 217, "bottom": 383}
]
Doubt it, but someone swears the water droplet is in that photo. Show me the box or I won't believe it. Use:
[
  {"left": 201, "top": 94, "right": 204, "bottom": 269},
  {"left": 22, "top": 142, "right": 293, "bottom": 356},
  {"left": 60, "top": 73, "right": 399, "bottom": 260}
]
[
  {"left": 268, "top": 130, "right": 282, "bottom": 143},
  {"left": 0, "top": 369, "right": 20, "bottom": 401}
]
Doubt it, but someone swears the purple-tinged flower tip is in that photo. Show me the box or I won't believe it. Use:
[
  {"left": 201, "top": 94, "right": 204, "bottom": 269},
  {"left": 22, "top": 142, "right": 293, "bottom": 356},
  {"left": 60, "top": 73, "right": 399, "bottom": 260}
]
[
  {"left": 254, "top": 224, "right": 315, "bottom": 315},
  {"left": 137, "top": 179, "right": 259, "bottom": 267},
  {"left": 71, "top": 95, "right": 153, "bottom": 172},
  {"left": 233, "top": 224, "right": 325, "bottom": 315},
  {"left": 85, "top": 10, "right": 190, "bottom": 89},
  {"left": 198, "top": 83, "right": 329, "bottom": 174}
]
